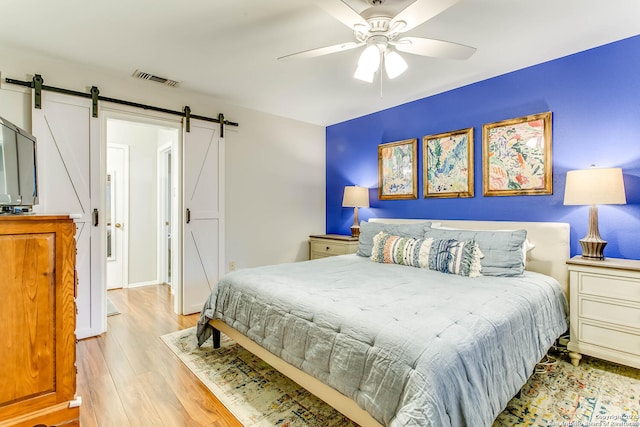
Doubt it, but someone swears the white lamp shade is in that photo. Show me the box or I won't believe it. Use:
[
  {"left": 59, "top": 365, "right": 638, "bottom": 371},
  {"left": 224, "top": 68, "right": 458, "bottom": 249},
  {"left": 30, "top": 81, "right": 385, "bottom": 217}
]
[
  {"left": 358, "top": 45, "right": 381, "bottom": 71},
  {"left": 354, "top": 65, "right": 375, "bottom": 83},
  {"left": 564, "top": 167, "right": 626, "bottom": 206},
  {"left": 354, "top": 45, "right": 380, "bottom": 82},
  {"left": 384, "top": 50, "right": 408, "bottom": 79},
  {"left": 342, "top": 186, "right": 370, "bottom": 208}
]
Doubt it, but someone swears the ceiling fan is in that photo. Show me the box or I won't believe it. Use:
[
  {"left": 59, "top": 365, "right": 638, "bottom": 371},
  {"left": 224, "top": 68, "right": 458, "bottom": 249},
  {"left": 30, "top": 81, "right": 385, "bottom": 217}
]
[{"left": 279, "top": 0, "right": 476, "bottom": 83}]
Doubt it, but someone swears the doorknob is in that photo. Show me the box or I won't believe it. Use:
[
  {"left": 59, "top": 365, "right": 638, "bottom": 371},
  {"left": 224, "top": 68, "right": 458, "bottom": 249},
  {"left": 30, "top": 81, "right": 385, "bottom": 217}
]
[{"left": 115, "top": 223, "right": 122, "bottom": 228}]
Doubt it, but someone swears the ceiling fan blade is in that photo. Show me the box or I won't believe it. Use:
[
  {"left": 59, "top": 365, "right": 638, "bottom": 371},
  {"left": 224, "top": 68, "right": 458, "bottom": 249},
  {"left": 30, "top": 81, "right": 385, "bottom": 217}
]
[
  {"left": 311, "top": 0, "right": 369, "bottom": 29},
  {"left": 390, "top": 0, "right": 459, "bottom": 33},
  {"left": 394, "top": 37, "right": 476, "bottom": 60},
  {"left": 278, "top": 42, "right": 363, "bottom": 60}
]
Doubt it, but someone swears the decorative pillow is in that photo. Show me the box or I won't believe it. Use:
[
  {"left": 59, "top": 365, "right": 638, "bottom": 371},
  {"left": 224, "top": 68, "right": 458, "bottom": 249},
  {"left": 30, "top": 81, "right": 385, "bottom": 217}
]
[
  {"left": 370, "top": 232, "right": 483, "bottom": 277},
  {"left": 357, "top": 221, "right": 431, "bottom": 257},
  {"left": 423, "top": 227, "right": 527, "bottom": 277},
  {"left": 430, "top": 224, "right": 535, "bottom": 266}
]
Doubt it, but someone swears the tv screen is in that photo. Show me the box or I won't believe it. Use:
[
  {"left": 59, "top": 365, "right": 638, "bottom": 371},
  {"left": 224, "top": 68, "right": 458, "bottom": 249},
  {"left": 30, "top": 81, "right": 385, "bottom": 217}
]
[{"left": 0, "top": 116, "right": 38, "bottom": 211}]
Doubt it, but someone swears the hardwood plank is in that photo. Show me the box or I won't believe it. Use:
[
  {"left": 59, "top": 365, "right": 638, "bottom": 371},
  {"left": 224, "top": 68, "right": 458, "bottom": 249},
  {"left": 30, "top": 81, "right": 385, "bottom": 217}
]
[{"left": 77, "top": 285, "right": 242, "bottom": 427}]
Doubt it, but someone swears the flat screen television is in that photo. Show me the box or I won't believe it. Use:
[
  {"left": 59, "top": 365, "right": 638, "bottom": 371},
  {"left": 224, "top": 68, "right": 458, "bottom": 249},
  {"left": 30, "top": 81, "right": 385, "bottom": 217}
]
[{"left": 0, "top": 116, "right": 38, "bottom": 213}]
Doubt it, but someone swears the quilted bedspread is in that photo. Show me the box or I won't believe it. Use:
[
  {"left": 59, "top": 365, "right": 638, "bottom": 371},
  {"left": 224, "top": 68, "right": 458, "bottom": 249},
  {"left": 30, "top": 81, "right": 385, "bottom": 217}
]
[{"left": 197, "top": 254, "right": 568, "bottom": 427}]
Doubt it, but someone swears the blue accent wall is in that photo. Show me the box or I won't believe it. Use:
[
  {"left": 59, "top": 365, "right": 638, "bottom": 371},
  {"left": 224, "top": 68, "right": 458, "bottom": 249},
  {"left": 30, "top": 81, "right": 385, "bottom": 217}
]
[{"left": 326, "top": 35, "right": 640, "bottom": 260}]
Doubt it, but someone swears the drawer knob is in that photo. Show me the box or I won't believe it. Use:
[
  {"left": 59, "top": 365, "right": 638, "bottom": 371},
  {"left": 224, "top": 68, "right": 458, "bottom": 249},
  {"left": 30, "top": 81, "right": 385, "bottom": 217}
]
[{"left": 326, "top": 246, "right": 330, "bottom": 250}]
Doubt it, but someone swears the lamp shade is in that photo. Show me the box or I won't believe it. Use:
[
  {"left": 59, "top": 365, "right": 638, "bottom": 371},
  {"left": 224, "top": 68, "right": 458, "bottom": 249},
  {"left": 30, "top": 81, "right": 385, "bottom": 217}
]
[
  {"left": 384, "top": 50, "right": 408, "bottom": 79},
  {"left": 342, "top": 186, "right": 369, "bottom": 208},
  {"left": 564, "top": 167, "right": 626, "bottom": 206}
]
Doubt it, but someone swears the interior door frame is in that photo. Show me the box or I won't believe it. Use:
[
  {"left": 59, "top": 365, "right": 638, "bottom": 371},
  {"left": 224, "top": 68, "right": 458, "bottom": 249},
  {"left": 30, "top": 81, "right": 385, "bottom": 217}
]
[{"left": 100, "top": 104, "right": 183, "bottom": 314}]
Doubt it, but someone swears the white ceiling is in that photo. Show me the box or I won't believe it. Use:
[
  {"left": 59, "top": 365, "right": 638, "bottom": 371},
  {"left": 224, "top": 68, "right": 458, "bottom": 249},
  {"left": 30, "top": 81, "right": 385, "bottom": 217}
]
[{"left": 1, "top": 0, "right": 639, "bottom": 126}]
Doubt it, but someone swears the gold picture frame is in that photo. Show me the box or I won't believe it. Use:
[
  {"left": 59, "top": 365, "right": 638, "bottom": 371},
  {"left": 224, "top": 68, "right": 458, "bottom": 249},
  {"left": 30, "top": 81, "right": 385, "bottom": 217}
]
[
  {"left": 423, "top": 128, "right": 474, "bottom": 198},
  {"left": 482, "top": 112, "right": 552, "bottom": 196},
  {"left": 378, "top": 138, "right": 418, "bottom": 200}
]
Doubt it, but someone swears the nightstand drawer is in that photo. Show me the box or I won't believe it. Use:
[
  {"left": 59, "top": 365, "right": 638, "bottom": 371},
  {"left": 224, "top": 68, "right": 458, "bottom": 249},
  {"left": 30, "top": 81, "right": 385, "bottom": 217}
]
[
  {"left": 310, "top": 241, "right": 350, "bottom": 256},
  {"left": 580, "top": 273, "right": 640, "bottom": 303},
  {"left": 578, "top": 321, "right": 640, "bottom": 355},
  {"left": 308, "top": 234, "right": 359, "bottom": 260},
  {"left": 579, "top": 297, "right": 640, "bottom": 329}
]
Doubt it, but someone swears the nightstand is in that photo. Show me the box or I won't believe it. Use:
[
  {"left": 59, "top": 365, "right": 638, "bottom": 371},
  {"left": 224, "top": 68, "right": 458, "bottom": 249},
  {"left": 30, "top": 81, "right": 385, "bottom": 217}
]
[
  {"left": 309, "top": 234, "right": 359, "bottom": 260},
  {"left": 566, "top": 256, "right": 640, "bottom": 369}
]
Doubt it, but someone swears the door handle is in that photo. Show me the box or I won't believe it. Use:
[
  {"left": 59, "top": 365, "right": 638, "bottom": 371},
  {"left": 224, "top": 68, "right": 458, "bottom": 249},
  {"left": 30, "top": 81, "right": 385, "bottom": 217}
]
[
  {"left": 186, "top": 208, "right": 191, "bottom": 224},
  {"left": 92, "top": 209, "right": 99, "bottom": 226}
]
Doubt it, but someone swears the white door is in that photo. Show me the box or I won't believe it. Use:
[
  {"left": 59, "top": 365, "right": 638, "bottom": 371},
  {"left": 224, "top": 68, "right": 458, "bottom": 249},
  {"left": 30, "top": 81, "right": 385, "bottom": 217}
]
[
  {"left": 182, "top": 119, "right": 225, "bottom": 314},
  {"left": 106, "top": 144, "right": 128, "bottom": 290},
  {"left": 158, "top": 144, "right": 172, "bottom": 287},
  {"left": 32, "top": 91, "right": 104, "bottom": 339}
]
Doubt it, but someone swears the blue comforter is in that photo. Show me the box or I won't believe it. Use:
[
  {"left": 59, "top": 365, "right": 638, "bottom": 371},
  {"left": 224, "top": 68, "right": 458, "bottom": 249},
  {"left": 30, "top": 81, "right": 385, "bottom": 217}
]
[{"left": 197, "top": 254, "right": 568, "bottom": 426}]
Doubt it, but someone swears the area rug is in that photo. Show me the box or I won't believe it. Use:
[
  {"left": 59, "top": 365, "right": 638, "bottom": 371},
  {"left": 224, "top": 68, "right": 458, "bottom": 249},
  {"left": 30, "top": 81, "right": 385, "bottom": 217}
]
[{"left": 162, "top": 327, "right": 640, "bottom": 426}]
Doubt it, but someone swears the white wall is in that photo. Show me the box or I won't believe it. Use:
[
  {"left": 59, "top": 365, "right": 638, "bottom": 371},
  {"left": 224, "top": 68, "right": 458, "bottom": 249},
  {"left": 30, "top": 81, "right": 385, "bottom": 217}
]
[{"left": 0, "top": 43, "right": 325, "bottom": 272}]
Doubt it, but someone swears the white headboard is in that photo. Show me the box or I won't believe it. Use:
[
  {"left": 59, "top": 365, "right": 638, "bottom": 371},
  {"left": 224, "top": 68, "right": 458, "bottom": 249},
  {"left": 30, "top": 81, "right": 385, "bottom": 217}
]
[{"left": 369, "top": 218, "right": 570, "bottom": 294}]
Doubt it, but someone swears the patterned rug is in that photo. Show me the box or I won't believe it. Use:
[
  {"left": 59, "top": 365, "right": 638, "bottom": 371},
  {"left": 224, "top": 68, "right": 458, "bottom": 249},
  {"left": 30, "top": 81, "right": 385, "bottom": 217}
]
[{"left": 161, "top": 327, "right": 640, "bottom": 426}]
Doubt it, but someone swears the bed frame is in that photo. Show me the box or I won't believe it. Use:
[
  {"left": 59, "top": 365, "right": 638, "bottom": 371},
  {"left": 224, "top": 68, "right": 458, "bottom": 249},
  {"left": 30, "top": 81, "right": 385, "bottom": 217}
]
[{"left": 209, "top": 219, "right": 570, "bottom": 427}]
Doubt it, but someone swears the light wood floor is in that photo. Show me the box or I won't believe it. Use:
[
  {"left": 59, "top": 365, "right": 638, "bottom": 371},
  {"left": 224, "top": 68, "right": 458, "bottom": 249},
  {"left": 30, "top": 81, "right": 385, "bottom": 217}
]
[{"left": 77, "top": 285, "right": 243, "bottom": 427}]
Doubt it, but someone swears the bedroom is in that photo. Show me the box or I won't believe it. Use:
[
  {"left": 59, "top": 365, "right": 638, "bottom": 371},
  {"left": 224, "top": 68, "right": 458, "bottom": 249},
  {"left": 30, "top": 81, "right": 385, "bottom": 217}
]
[{"left": 0, "top": 0, "right": 639, "bottom": 426}]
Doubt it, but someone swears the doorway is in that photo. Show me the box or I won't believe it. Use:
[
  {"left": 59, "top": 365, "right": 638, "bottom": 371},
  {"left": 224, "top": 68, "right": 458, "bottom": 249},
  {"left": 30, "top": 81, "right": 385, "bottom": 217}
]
[{"left": 105, "top": 117, "right": 180, "bottom": 292}]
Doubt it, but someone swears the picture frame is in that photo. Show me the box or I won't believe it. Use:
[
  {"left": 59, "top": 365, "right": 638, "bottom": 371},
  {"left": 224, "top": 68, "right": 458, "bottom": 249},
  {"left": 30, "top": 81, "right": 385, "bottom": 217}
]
[
  {"left": 482, "top": 112, "right": 552, "bottom": 196},
  {"left": 378, "top": 138, "right": 418, "bottom": 200},
  {"left": 423, "top": 128, "right": 474, "bottom": 198}
]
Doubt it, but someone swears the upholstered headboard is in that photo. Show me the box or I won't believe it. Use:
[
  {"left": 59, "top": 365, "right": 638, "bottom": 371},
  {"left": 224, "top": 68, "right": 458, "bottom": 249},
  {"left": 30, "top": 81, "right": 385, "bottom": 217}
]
[{"left": 369, "top": 218, "right": 570, "bottom": 295}]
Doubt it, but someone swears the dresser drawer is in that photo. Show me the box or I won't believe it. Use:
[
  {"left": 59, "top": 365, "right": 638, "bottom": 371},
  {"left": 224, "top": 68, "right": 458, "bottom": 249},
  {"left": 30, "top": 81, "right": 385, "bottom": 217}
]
[
  {"left": 578, "top": 321, "right": 640, "bottom": 356},
  {"left": 579, "top": 272, "right": 640, "bottom": 303},
  {"left": 579, "top": 297, "right": 640, "bottom": 330}
]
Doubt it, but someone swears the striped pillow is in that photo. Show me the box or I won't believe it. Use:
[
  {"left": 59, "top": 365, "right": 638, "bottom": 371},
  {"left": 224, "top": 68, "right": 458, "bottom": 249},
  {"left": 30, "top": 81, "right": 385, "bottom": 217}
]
[{"left": 370, "top": 231, "right": 483, "bottom": 277}]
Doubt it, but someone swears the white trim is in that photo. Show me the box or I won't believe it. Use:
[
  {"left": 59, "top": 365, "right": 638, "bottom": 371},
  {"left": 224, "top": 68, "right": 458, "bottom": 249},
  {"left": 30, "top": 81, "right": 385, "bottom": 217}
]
[{"left": 126, "top": 280, "right": 162, "bottom": 289}]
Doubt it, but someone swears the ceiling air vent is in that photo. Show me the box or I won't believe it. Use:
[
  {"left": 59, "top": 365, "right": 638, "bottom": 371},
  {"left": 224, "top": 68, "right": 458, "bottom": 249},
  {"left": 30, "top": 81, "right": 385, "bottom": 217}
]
[{"left": 132, "top": 70, "right": 180, "bottom": 87}]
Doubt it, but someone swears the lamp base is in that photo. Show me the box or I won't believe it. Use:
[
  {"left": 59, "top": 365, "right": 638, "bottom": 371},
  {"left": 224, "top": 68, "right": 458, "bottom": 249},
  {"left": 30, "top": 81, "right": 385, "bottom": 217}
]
[
  {"left": 579, "top": 238, "right": 607, "bottom": 260},
  {"left": 350, "top": 225, "right": 360, "bottom": 238}
]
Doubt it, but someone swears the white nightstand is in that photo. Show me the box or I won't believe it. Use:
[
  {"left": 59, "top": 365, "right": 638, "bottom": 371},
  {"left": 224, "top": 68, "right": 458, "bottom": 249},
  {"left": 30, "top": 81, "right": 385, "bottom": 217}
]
[
  {"left": 309, "top": 234, "right": 359, "bottom": 260},
  {"left": 566, "top": 256, "right": 640, "bottom": 369}
]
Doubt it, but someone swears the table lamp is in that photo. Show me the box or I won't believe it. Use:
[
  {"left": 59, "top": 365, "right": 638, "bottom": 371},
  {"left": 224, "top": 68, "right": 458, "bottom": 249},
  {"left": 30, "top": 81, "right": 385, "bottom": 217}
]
[
  {"left": 342, "top": 186, "right": 369, "bottom": 237},
  {"left": 563, "top": 166, "right": 626, "bottom": 259}
]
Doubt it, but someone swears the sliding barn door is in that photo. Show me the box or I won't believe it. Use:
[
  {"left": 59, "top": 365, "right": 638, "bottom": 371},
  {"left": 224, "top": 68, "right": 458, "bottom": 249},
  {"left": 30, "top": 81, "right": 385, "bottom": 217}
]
[
  {"left": 182, "top": 120, "right": 224, "bottom": 314},
  {"left": 32, "top": 92, "right": 104, "bottom": 339}
]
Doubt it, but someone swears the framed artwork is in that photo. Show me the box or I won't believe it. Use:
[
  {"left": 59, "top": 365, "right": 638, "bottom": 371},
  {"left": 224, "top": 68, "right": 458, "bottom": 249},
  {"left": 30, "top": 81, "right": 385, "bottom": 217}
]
[
  {"left": 423, "top": 128, "right": 474, "bottom": 198},
  {"left": 378, "top": 138, "right": 418, "bottom": 200},
  {"left": 482, "top": 112, "right": 552, "bottom": 196}
]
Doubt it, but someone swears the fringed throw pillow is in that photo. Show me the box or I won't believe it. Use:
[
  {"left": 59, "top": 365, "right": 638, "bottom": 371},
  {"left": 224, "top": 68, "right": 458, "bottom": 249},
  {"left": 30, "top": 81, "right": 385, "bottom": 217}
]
[{"left": 371, "top": 231, "right": 483, "bottom": 277}]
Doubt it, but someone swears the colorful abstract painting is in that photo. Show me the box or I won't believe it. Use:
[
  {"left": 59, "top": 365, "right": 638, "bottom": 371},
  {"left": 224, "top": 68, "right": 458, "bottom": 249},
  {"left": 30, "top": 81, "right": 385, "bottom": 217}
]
[
  {"left": 483, "top": 112, "right": 552, "bottom": 196},
  {"left": 378, "top": 138, "right": 417, "bottom": 200},
  {"left": 423, "top": 128, "right": 474, "bottom": 198}
]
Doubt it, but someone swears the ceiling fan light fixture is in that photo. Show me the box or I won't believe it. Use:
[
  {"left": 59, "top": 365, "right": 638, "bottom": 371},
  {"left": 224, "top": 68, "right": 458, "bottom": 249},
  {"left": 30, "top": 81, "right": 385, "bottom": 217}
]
[
  {"left": 354, "top": 44, "right": 381, "bottom": 82},
  {"left": 384, "top": 50, "right": 408, "bottom": 79},
  {"left": 358, "top": 44, "right": 381, "bottom": 71},
  {"left": 354, "top": 65, "right": 376, "bottom": 83}
]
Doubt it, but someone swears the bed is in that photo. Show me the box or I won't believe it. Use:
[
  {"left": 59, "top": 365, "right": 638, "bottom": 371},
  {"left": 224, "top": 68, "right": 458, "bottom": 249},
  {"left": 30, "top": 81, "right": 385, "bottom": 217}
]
[{"left": 197, "top": 219, "right": 570, "bottom": 427}]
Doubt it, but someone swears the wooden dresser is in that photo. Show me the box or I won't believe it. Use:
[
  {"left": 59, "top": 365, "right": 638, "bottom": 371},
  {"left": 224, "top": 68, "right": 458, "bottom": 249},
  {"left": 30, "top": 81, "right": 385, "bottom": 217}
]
[{"left": 0, "top": 215, "right": 80, "bottom": 427}]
